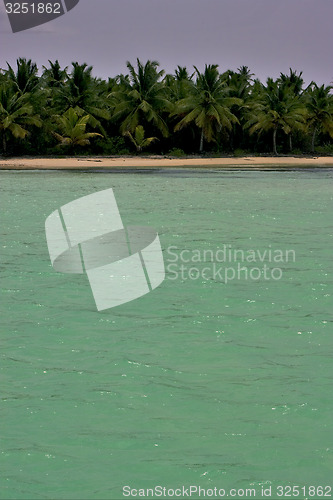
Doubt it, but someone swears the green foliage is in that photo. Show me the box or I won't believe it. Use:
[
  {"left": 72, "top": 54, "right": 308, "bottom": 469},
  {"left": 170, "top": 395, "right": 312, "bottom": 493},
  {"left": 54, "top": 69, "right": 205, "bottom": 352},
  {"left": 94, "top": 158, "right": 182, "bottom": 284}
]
[
  {"left": 304, "top": 83, "right": 333, "bottom": 152},
  {"left": 0, "top": 57, "right": 332, "bottom": 157},
  {"left": 173, "top": 64, "right": 242, "bottom": 152},
  {"left": 316, "top": 143, "right": 333, "bottom": 155},
  {"left": 109, "top": 59, "right": 171, "bottom": 139},
  {"left": 290, "top": 148, "right": 303, "bottom": 155},
  {"left": 124, "top": 125, "right": 158, "bottom": 152},
  {"left": 6, "top": 58, "right": 39, "bottom": 94},
  {"left": 168, "top": 147, "right": 186, "bottom": 157},
  {"left": 234, "top": 148, "right": 249, "bottom": 157},
  {"left": 47, "top": 61, "right": 110, "bottom": 134},
  {"left": 53, "top": 108, "right": 102, "bottom": 151},
  {"left": 41, "top": 60, "right": 68, "bottom": 88},
  {"left": 245, "top": 78, "right": 307, "bottom": 155},
  {"left": 0, "top": 85, "right": 42, "bottom": 154},
  {"left": 94, "top": 136, "right": 130, "bottom": 155}
]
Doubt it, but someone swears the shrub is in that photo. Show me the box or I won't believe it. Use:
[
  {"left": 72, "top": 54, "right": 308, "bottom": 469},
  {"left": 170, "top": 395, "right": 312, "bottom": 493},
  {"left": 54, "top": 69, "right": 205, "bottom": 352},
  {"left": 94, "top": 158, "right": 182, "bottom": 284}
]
[
  {"left": 290, "top": 148, "right": 303, "bottom": 156},
  {"left": 234, "top": 148, "right": 247, "bottom": 157},
  {"left": 94, "top": 136, "right": 130, "bottom": 155},
  {"left": 316, "top": 143, "right": 333, "bottom": 155},
  {"left": 168, "top": 148, "right": 186, "bottom": 157},
  {"left": 234, "top": 148, "right": 251, "bottom": 156}
]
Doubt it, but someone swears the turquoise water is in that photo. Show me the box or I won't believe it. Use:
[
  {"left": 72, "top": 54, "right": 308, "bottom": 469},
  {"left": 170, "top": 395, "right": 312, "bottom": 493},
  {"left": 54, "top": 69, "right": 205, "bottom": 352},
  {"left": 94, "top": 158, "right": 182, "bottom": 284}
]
[{"left": 1, "top": 168, "right": 332, "bottom": 500}]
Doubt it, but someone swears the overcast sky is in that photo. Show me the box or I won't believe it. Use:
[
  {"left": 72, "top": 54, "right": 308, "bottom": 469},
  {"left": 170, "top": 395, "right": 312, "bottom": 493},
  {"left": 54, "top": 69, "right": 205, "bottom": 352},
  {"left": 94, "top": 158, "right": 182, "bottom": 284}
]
[{"left": 1, "top": 0, "right": 332, "bottom": 85}]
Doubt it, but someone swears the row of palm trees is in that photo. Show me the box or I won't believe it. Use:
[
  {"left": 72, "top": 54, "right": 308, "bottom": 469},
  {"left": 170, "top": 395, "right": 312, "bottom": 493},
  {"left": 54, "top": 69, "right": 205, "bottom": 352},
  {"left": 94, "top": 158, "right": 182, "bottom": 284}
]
[{"left": 0, "top": 58, "right": 332, "bottom": 156}]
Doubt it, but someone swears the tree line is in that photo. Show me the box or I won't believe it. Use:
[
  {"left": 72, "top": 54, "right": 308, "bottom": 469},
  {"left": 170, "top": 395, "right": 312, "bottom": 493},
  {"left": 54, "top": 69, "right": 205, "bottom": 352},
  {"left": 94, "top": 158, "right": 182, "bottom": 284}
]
[{"left": 0, "top": 58, "right": 332, "bottom": 157}]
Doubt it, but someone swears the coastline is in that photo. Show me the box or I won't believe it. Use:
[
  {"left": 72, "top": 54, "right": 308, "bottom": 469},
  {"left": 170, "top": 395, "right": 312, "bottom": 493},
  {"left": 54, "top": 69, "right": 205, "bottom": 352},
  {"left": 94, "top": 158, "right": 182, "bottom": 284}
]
[{"left": 1, "top": 155, "right": 333, "bottom": 170}]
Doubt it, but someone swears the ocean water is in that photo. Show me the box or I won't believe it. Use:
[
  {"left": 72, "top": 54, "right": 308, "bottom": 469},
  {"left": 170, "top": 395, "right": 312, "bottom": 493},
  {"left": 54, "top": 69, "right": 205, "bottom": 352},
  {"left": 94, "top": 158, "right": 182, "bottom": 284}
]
[{"left": 1, "top": 168, "right": 332, "bottom": 500}]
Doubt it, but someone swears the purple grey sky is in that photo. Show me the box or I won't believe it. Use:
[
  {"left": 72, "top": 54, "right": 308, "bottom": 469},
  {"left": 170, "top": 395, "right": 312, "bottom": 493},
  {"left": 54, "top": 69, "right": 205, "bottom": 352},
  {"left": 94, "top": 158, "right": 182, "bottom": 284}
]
[{"left": 1, "top": 0, "right": 332, "bottom": 85}]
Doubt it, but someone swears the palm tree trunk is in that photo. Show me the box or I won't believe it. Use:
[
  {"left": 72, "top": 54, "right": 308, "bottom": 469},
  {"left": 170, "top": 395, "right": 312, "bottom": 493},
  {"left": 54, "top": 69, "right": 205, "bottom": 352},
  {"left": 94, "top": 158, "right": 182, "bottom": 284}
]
[
  {"left": 273, "top": 128, "right": 278, "bottom": 156},
  {"left": 230, "top": 123, "right": 235, "bottom": 151},
  {"left": 2, "top": 133, "right": 7, "bottom": 155},
  {"left": 289, "top": 134, "right": 292, "bottom": 152},
  {"left": 199, "top": 129, "right": 204, "bottom": 153},
  {"left": 311, "top": 128, "right": 317, "bottom": 153}
]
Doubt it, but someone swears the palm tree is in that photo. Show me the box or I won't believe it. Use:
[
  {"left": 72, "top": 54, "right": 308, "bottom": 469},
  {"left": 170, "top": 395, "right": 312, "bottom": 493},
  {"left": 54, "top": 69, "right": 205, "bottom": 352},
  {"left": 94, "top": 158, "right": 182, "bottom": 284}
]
[
  {"left": 173, "top": 64, "right": 242, "bottom": 152},
  {"left": 5, "top": 58, "right": 44, "bottom": 119},
  {"left": 0, "top": 86, "right": 42, "bottom": 154},
  {"left": 278, "top": 69, "right": 305, "bottom": 150},
  {"left": 53, "top": 107, "right": 102, "bottom": 152},
  {"left": 54, "top": 62, "right": 110, "bottom": 134},
  {"left": 246, "top": 78, "right": 306, "bottom": 155},
  {"left": 6, "top": 58, "right": 39, "bottom": 95},
  {"left": 41, "top": 60, "right": 68, "bottom": 88},
  {"left": 124, "top": 125, "right": 158, "bottom": 152},
  {"left": 223, "top": 66, "right": 254, "bottom": 100},
  {"left": 221, "top": 66, "right": 254, "bottom": 149},
  {"left": 164, "top": 66, "right": 194, "bottom": 102},
  {"left": 304, "top": 83, "right": 333, "bottom": 152},
  {"left": 278, "top": 68, "right": 304, "bottom": 97},
  {"left": 109, "top": 59, "right": 171, "bottom": 138}
]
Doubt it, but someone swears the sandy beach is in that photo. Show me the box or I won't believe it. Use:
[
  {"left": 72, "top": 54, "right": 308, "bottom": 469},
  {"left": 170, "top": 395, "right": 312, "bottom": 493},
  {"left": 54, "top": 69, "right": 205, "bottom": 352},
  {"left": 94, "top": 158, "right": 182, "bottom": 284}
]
[{"left": 1, "top": 156, "right": 333, "bottom": 170}]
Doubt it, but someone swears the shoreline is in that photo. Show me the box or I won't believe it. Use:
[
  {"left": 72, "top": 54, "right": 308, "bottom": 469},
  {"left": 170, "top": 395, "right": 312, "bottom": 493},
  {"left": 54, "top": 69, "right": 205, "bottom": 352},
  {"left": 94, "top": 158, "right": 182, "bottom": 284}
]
[{"left": 1, "top": 155, "right": 333, "bottom": 170}]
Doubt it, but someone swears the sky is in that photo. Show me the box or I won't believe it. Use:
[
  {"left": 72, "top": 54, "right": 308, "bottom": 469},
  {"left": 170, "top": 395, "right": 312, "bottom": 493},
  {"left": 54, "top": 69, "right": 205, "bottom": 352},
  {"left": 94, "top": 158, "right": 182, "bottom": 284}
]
[{"left": 1, "top": 0, "right": 332, "bottom": 86}]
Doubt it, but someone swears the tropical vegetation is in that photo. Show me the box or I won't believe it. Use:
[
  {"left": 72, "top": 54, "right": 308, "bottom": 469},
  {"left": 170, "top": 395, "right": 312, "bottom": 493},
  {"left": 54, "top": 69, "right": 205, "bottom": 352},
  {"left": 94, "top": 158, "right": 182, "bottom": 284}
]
[{"left": 0, "top": 58, "right": 332, "bottom": 156}]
